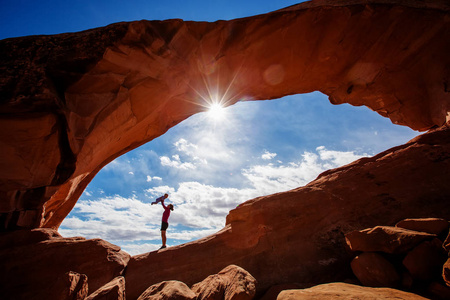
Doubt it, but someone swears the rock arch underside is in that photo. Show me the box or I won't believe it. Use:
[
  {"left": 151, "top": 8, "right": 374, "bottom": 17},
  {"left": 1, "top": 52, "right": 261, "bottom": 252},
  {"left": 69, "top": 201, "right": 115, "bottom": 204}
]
[{"left": 1, "top": 0, "right": 450, "bottom": 299}]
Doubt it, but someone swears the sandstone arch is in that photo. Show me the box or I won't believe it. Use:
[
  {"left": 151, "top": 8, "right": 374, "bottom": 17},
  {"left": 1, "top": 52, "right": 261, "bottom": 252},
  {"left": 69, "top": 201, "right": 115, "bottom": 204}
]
[{"left": 0, "top": 0, "right": 449, "bottom": 231}]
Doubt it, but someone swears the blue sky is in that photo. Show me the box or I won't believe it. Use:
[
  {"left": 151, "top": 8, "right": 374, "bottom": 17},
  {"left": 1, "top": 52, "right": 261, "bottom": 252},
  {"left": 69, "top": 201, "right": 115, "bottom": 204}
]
[{"left": 1, "top": 0, "right": 421, "bottom": 255}]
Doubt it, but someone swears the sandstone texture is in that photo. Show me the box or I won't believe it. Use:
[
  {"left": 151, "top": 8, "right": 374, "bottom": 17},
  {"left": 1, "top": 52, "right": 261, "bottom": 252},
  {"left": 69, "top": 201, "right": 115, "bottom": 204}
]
[
  {"left": 0, "top": 0, "right": 449, "bottom": 230},
  {"left": 191, "top": 265, "right": 257, "bottom": 300},
  {"left": 137, "top": 281, "right": 196, "bottom": 300},
  {"left": 395, "top": 218, "right": 449, "bottom": 235},
  {"left": 350, "top": 252, "right": 400, "bottom": 287},
  {"left": 0, "top": 229, "right": 130, "bottom": 300},
  {"left": 402, "top": 239, "right": 447, "bottom": 281},
  {"left": 345, "top": 219, "right": 450, "bottom": 299},
  {"left": 1, "top": 0, "right": 450, "bottom": 299},
  {"left": 277, "top": 282, "right": 429, "bottom": 300},
  {"left": 345, "top": 226, "right": 437, "bottom": 254},
  {"left": 85, "top": 276, "right": 126, "bottom": 300},
  {"left": 55, "top": 271, "right": 89, "bottom": 300}
]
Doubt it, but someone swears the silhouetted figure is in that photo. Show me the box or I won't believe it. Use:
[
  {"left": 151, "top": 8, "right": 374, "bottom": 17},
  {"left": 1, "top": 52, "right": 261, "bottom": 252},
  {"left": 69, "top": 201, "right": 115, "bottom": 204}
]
[{"left": 160, "top": 199, "right": 174, "bottom": 249}]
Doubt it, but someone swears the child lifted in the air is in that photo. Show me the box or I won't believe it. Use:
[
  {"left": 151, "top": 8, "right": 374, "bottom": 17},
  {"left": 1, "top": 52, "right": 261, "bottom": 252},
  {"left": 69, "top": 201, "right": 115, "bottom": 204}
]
[{"left": 151, "top": 193, "right": 168, "bottom": 205}]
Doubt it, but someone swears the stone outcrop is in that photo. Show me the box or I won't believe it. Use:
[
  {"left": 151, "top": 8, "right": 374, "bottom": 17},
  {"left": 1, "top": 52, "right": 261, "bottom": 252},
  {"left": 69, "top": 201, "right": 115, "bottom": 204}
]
[
  {"left": 0, "top": 229, "right": 130, "bottom": 300},
  {"left": 396, "top": 218, "right": 449, "bottom": 235},
  {"left": 137, "top": 281, "right": 196, "bottom": 300},
  {"left": 345, "top": 218, "right": 450, "bottom": 299},
  {"left": 444, "top": 258, "right": 450, "bottom": 286},
  {"left": 277, "top": 282, "right": 429, "bottom": 300},
  {"left": 125, "top": 122, "right": 450, "bottom": 299},
  {"left": 55, "top": 271, "right": 89, "bottom": 300},
  {"left": 0, "top": 0, "right": 449, "bottom": 230},
  {"left": 402, "top": 239, "right": 447, "bottom": 282},
  {"left": 191, "top": 265, "right": 256, "bottom": 300},
  {"left": 345, "top": 226, "right": 437, "bottom": 254},
  {"left": 85, "top": 276, "right": 126, "bottom": 300},
  {"left": 1, "top": 0, "right": 450, "bottom": 299},
  {"left": 350, "top": 252, "right": 401, "bottom": 287}
]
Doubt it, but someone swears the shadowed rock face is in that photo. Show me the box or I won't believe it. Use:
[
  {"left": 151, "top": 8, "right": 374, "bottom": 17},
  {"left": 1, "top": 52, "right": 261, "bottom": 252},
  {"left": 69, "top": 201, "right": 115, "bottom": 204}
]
[{"left": 0, "top": 0, "right": 449, "bottom": 233}]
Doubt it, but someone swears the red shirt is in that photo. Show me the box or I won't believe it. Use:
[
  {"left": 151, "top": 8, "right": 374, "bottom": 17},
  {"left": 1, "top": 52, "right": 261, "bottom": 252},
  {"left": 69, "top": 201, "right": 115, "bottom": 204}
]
[{"left": 162, "top": 202, "right": 171, "bottom": 223}]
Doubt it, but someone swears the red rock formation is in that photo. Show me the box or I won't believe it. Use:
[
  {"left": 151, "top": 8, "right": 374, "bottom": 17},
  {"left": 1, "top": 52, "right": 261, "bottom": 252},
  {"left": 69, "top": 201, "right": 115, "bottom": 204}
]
[
  {"left": 191, "top": 265, "right": 257, "bottom": 300},
  {"left": 443, "top": 258, "right": 450, "bottom": 286},
  {"left": 137, "top": 281, "right": 196, "bottom": 300},
  {"left": 85, "top": 276, "right": 126, "bottom": 300},
  {"left": 402, "top": 239, "right": 447, "bottom": 282},
  {"left": 0, "top": 229, "right": 130, "bottom": 299},
  {"left": 55, "top": 271, "right": 89, "bottom": 300},
  {"left": 0, "top": 0, "right": 449, "bottom": 230},
  {"left": 350, "top": 252, "right": 400, "bottom": 287},
  {"left": 277, "top": 282, "right": 429, "bottom": 300},
  {"left": 125, "top": 122, "right": 450, "bottom": 299},
  {"left": 395, "top": 218, "right": 449, "bottom": 235},
  {"left": 345, "top": 226, "right": 436, "bottom": 254}
]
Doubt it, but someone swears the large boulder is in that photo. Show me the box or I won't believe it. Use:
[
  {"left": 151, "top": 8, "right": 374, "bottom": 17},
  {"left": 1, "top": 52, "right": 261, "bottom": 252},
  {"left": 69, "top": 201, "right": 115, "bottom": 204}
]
[
  {"left": 402, "top": 239, "right": 447, "bottom": 282},
  {"left": 350, "top": 252, "right": 400, "bottom": 288},
  {"left": 86, "top": 276, "right": 126, "bottom": 300},
  {"left": 443, "top": 231, "right": 450, "bottom": 252},
  {"left": 443, "top": 258, "right": 450, "bottom": 287},
  {"left": 54, "top": 271, "right": 89, "bottom": 300},
  {"left": 137, "top": 281, "right": 196, "bottom": 300},
  {"left": 277, "top": 282, "right": 429, "bottom": 300},
  {"left": 345, "top": 226, "right": 436, "bottom": 254},
  {"left": 0, "top": 230, "right": 130, "bottom": 300},
  {"left": 396, "top": 218, "right": 449, "bottom": 235},
  {"left": 191, "top": 265, "right": 256, "bottom": 300}
]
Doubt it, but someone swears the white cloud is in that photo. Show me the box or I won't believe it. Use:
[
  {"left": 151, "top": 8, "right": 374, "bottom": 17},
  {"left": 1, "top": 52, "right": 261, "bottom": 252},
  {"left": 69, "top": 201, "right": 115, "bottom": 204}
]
[
  {"left": 59, "top": 195, "right": 162, "bottom": 242},
  {"left": 316, "top": 146, "right": 367, "bottom": 167},
  {"left": 147, "top": 175, "right": 163, "bottom": 182},
  {"left": 261, "top": 151, "right": 277, "bottom": 160},
  {"left": 120, "top": 243, "right": 161, "bottom": 256},
  {"left": 243, "top": 147, "right": 368, "bottom": 195},
  {"left": 160, "top": 155, "right": 196, "bottom": 170},
  {"left": 175, "top": 138, "right": 198, "bottom": 155},
  {"left": 61, "top": 146, "right": 369, "bottom": 255}
]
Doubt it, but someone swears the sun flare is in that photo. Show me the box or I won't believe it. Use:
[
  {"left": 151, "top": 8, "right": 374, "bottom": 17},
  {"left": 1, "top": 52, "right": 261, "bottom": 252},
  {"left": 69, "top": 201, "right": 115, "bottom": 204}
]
[{"left": 208, "top": 103, "right": 226, "bottom": 121}]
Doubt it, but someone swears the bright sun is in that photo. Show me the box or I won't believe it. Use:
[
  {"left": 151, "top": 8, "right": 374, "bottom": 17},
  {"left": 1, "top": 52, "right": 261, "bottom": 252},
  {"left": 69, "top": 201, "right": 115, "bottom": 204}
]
[{"left": 208, "top": 103, "right": 226, "bottom": 121}]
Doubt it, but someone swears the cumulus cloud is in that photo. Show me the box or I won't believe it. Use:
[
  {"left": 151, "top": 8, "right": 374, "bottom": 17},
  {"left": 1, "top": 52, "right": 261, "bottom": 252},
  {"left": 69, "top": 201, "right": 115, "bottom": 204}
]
[
  {"left": 160, "top": 155, "right": 197, "bottom": 170},
  {"left": 147, "top": 175, "right": 163, "bottom": 182},
  {"left": 61, "top": 146, "right": 369, "bottom": 255},
  {"left": 261, "top": 151, "right": 277, "bottom": 160},
  {"left": 242, "top": 148, "right": 368, "bottom": 195},
  {"left": 59, "top": 195, "right": 160, "bottom": 241}
]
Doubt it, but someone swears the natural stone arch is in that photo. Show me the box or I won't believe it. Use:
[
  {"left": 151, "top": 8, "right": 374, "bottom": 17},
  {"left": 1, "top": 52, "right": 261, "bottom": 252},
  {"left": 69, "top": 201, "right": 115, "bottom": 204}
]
[{"left": 0, "top": 0, "right": 449, "bottom": 230}]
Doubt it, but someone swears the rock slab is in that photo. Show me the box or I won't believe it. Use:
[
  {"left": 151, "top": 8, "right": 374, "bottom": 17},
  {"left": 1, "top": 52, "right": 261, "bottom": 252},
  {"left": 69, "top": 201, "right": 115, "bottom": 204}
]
[
  {"left": 0, "top": 229, "right": 130, "bottom": 300},
  {"left": 277, "top": 282, "right": 429, "bottom": 300}
]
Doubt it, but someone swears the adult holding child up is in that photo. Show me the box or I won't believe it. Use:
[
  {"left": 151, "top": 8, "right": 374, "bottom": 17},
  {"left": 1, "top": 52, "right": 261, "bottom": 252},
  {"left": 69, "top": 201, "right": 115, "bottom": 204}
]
[{"left": 159, "top": 197, "right": 174, "bottom": 249}]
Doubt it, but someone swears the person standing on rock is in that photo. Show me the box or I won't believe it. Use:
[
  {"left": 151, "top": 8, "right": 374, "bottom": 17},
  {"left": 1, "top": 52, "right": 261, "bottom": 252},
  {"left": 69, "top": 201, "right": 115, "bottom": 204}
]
[{"left": 160, "top": 198, "right": 174, "bottom": 249}]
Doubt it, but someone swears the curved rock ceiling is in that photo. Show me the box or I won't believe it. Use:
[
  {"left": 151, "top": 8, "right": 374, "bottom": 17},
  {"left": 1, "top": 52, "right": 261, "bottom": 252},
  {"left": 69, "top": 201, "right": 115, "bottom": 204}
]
[{"left": 0, "top": 0, "right": 449, "bottom": 230}]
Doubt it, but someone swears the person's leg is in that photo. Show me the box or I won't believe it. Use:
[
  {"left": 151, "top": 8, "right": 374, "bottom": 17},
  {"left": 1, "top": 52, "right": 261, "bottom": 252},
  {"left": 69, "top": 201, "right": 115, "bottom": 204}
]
[{"left": 161, "top": 230, "right": 166, "bottom": 247}]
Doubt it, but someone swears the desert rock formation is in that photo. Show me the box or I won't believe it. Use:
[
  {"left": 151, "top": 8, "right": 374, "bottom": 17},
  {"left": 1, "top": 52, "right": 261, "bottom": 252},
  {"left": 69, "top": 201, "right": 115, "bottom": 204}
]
[
  {"left": 0, "top": 228, "right": 130, "bottom": 299},
  {"left": 125, "top": 122, "right": 450, "bottom": 299},
  {"left": 277, "top": 282, "right": 430, "bottom": 300},
  {"left": 0, "top": 0, "right": 449, "bottom": 230},
  {"left": 1, "top": 0, "right": 450, "bottom": 299}
]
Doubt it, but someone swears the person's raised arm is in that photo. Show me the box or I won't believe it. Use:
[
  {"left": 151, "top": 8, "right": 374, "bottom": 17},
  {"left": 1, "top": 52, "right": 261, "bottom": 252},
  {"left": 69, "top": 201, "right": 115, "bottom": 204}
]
[{"left": 161, "top": 199, "right": 167, "bottom": 209}]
